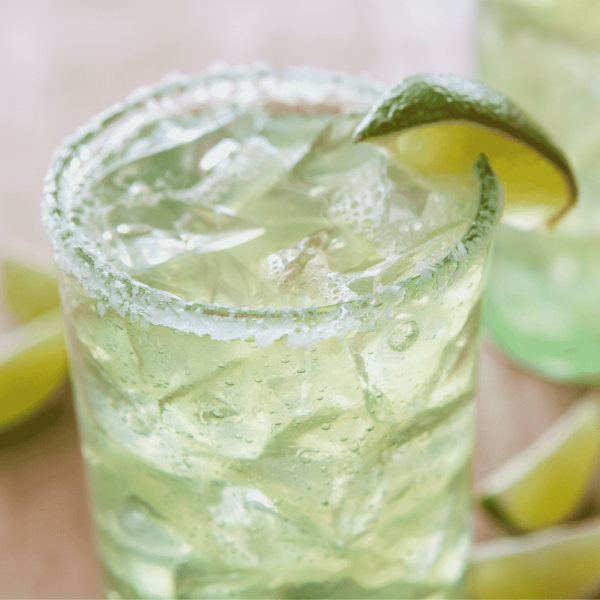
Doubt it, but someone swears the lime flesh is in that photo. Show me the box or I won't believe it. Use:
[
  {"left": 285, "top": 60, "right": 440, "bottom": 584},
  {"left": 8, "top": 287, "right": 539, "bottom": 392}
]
[
  {"left": 469, "top": 515, "right": 600, "bottom": 599},
  {"left": 1, "top": 256, "right": 60, "bottom": 323},
  {"left": 477, "top": 393, "right": 600, "bottom": 532},
  {"left": 353, "top": 73, "right": 577, "bottom": 229},
  {"left": 0, "top": 308, "right": 68, "bottom": 429}
]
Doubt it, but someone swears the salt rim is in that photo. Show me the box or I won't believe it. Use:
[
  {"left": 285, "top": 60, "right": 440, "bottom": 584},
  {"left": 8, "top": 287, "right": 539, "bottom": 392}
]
[{"left": 42, "top": 64, "right": 502, "bottom": 348}]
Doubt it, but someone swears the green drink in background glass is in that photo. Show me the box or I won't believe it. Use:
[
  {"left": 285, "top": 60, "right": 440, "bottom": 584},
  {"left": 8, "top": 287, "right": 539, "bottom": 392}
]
[
  {"left": 43, "top": 65, "right": 501, "bottom": 599},
  {"left": 478, "top": 0, "right": 600, "bottom": 382}
]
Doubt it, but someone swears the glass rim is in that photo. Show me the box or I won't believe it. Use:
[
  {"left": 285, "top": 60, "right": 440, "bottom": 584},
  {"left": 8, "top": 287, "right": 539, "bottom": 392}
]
[{"left": 42, "top": 64, "right": 502, "bottom": 346}]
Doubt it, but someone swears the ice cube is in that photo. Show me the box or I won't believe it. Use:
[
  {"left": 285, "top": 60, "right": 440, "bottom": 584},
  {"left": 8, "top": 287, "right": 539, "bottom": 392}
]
[
  {"left": 385, "top": 163, "right": 430, "bottom": 219},
  {"left": 341, "top": 468, "right": 471, "bottom": 590},
  {"left": 321, "top": 157, "right": 389, "bottom": 237},
  {"left": 258, "top": 111, "right": 333, "bottom": 149},
  {"left": 173, "top": 135, "right": 306, "bottom": 212},
  {"left": 344, "top": 254, "right": 407, "bottom": 296},
  {"left": 224, "top": 178, "right": 331, "bottom": 269},
  {"left": 104, "top": 199, "right": 265, "bottom": 272},
  {"left": 319, "top": 156, "right": 424, "bottom": 260},
  {"left": 199, "top": 138, "right": 241, "bottom": 173},
  {"left": 212, "top": 486, "right": 279, "bottom": 530},
  {"left": 207, "top": 483, "right": 348, "bottom": 583},
  {"left": 106, "top": 495, "right": 194, "bottom": 559},
  {"left": 242, "top": 336, "right": 374, "bottom": 503},
  {"left": 159, "top": 352, "right": 294, "bottom": 460},
  {"left": 96, "top": 106, "right": 258, "bottom": 201},
  {"left": 348, "top": 313, "right": 445, "bottom": 417},
  {"left": 323, "top": 227, "right": 383, "bottom": 273},
  {"left": 127, "top": 561, "right": 175, "bottom": 599},
  {"left": 261, "top": 231, "right": 333, "bottom": 306},
  {"left": 260, "top": 231, "right": 371, "bottom": 308},
  {"left": 320, "top": 155, "right": 471, "bottom": 266},
  {"left": 259, "top": 222, "right": 405, "bottom": 307},
  {"left": 208, "top": 485, "right": 282, "bottom": 567},
  {"left": 159, "top": 384, "right": 239, "bottom": 450},
  {"left": 133, "top": 247, "right": 276, "bottom": 306},
  {"left": 146, "top": 133, "right": 332, "bottom": 275},
  {"left": 426, "top": 300, "right": 482, "bottom": 407},
  {"left": 330, "top": 404, "right": 473, "bottom": 590},
  {"left": 343, "top": 220, "right": 467, "bottom": 295},
  {"left": 291, "top": 114, "right": 377, "bottom": 179},
  {"left": 103, "top": 555, "right": 176, "bottom": 600}
]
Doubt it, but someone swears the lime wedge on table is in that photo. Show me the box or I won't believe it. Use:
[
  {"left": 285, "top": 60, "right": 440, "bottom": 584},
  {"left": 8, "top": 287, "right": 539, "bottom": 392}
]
[
  {"left": 0, "top": 308, "right": 68, "bottom": 430},
  {"left": 1, "top": 256, "right": 60, "bottom": 323},
  {"left": 476, "top": 393, "right": 600, "bottom": 532},
  {"left": 353, "top": 73, "right": 577, "bottom": 229},
  {"left": 469, "top": 516, "right": 600, "bottom": 599}
]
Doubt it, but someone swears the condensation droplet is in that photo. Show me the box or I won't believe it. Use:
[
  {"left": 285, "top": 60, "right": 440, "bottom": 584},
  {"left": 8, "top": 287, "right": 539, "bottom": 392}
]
[
  {"left": 298, "top": 451, "right": 312, "bottom": 464},
  {"left": 321, "top": 423, "right": 331, "bottom": 431},
  {"left": 388, "top": 320, "right": 420, "bottom": 352}
]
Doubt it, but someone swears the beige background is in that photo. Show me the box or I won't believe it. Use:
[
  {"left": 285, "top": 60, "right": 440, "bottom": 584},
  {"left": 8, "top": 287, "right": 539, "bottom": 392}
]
[
  {"left": 0, "top": 1, "right": 590, "bottom": 597},
  {"left": 0, "top": 0, "right": 475, "bottom": 263}
]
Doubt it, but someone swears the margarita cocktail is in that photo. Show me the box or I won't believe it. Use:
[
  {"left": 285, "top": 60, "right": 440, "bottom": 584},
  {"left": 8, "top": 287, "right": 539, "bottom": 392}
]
[{"left": 43, "top": 66, "right": 500, "bottom": 598}]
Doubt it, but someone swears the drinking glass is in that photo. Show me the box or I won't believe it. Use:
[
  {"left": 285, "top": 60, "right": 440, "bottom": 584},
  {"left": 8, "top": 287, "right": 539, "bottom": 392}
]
[{"left": 43, "top": 65, "right": 501, "bottom": 599}]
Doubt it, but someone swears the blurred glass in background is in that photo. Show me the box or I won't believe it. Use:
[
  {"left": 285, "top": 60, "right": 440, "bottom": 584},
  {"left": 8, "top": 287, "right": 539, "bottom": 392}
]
[{"left": 477, "top": 0, "right": 600, "bottom": 382}]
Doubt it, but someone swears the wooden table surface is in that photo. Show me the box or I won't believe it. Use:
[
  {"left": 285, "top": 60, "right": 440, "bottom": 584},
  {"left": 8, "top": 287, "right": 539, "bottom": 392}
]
[{"left": 0, "top": 1, "right": 591, "bottom": 597}]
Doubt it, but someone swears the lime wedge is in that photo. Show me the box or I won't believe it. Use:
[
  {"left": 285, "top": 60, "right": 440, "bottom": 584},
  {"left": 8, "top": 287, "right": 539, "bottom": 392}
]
[
  {"left": 1, "top": 256, "right": 60, "bottom": 323},
  {"left": 353, "top": 73, "right": 577, "bottom": 229},
  {"left": 0, "top": 308, "right": 68, "bottom": 430},
  {"left": 476, "top": 393, "right": 600, "bottom": 532},
  {"left": 469, "top": 516, "right": 600, "bottom": 599}
]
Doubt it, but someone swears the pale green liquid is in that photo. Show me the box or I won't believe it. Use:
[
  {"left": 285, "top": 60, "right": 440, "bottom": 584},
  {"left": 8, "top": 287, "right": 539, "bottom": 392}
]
[
  {"left": 479, "top": 0, "right": 600, "bottom": 382},
  {"left": 56, "top": 70, "right": 490, "bottom": 598}
]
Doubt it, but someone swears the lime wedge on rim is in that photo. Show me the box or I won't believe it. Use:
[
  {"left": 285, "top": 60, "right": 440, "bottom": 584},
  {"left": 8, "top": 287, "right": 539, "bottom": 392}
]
[
  {"left": 0, "top": 307, "right": 68, "bottom": 430},
  {"left": 469, "top": 516, "right": 600, "bottom": 599},
  {"left": 353, "top": 73, "right": 577, "bottom": 229},
  {"left": 476, "top": 393, "right": 600, "bottom": 532},
  {"left": 1, "top": 256, "right": 60, "bottom": 323}
]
